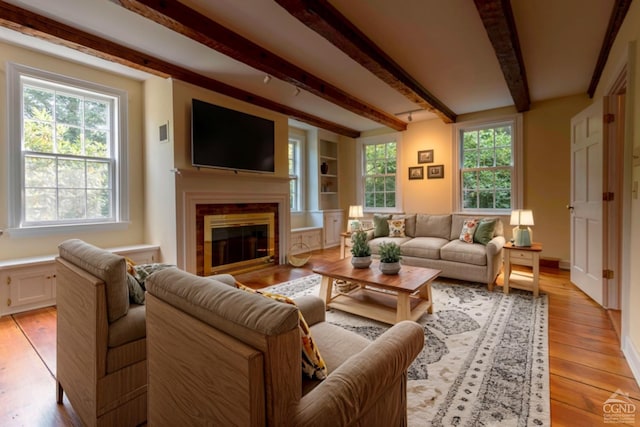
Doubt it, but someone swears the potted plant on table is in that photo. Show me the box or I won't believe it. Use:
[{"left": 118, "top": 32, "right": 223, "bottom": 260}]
[
  {"left": 378, "top": 241, "right": 402, "bottom": 274},
  {"left": 350, "top": 230, "right": 372, "bottom": 268}
]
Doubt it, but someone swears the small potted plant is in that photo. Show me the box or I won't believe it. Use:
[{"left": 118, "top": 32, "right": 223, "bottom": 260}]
[
  {"left": 350, "top": 230, "right": 372, "bottom": 268},
  {"left": 378, "top": 241, "right": 402, "bottom": 274}
]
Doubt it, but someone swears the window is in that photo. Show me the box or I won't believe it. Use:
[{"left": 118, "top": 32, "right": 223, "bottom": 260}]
[
  {"left": 357, "top": 134, "right": 401, "bottom": 212},
  {"left": 453, "top": 115, "right": 522, "bottom": 213},
  {"left": 7, "top": 63, "right": 128, "bottom": 233},
  {"left": 288, "top": 129, "right": 305, "bottom": 212}
]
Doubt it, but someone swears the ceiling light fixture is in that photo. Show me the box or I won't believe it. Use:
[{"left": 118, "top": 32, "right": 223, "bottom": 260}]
[
  {"left": 263, "top": 74, "right": 271, "bottom": 84},
  {"left": 394, "top": 108, "right": 422, "bottom": 123}
]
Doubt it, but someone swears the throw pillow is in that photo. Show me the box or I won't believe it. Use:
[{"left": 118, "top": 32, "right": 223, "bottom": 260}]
[
  {"left": 388, "top": 218, "right": 406, "bottom": 237},
  {"left": 236, "top": 283, "right": 328, "bottom": 380},
  {"left": 473, "top": 219, "right": 497, "bottom": 245},
  {"left": 373, "top": 214, "right": 392, "bottom": 237},
  {"left": 459, "top": 218, "right": 479, "bottom": 243},
  {"left": 127, "top": 263, "right": 176, "bottom": 304}
]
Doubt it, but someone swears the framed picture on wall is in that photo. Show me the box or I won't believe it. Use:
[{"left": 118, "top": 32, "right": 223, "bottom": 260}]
[
  {"left": 409, "top": 166, "right": 424, "bottom": 180},
  {"left": 418, "top": 149, "right": 434, "bottom": 164},
  {"left": 427, "top": 165, "right": 444, "bottom": 179}
]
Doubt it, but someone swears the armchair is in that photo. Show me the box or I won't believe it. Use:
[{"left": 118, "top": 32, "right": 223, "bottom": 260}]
[
  {"left": 145, "top": 268, "right": 424, "bottom": 426},
  {"left": 55, "top": 239, "right": 147, "bottom": 427}
]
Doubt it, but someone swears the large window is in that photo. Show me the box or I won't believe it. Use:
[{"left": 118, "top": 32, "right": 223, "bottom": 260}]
[
  {"left": 453, "top": 115, "right": 522, "bottom": 213},
  {"left": 358, "top": 134, "right": 401, "bottom": 212},
  {"left": 7, "top": 63, "right": 128, "bottom": 233},
  {"left": 288, "top": 129, "right": 305, "bottom": 212}
]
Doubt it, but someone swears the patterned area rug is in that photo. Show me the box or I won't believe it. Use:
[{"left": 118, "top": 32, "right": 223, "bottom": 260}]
[{"left": 266, "top": 274, "right": 550, "bottom": 427}]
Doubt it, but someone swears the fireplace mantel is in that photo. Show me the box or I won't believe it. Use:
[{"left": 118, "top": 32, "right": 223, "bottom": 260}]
[{"left": 181, "top": 191, "right": 290, "bottom": 274}]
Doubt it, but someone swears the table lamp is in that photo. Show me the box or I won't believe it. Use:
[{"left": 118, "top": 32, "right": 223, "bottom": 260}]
[
  {"left": 510, "top": 209, "right": 534, "bottom": 247},
  {"left": 348, "top": 205, "right": 363, "bottom": 232}
]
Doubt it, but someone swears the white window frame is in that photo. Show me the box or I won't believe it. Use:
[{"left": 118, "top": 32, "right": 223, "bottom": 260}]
[
  {"left": 356, "top": 132, "right": 402, "bottom": 213},
  {"left": 288, "top": 128, "right": 306, "bottom": 212},
  {"left": 452, "top": 114, "right": 523, "bottom": 214},
  {"left": 6, "top": 63, "right": 129, "bottom": 237}
]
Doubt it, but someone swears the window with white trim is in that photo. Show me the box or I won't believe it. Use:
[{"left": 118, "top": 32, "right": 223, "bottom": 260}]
[
  {"left": 288, "top": 129, "right": 305, "bottom": 212},
  {"left": 7, "top": 63, "right": 128, "bottom": 231},
  {"left": 358, "top": 134, "right": 401, "bottom": 212},
  {"left": 453, "top": 115, "right": 522, "bottom": 213}
]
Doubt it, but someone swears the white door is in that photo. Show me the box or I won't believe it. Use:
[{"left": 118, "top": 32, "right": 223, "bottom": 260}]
[{"left": 570, "top": 99, "right": 604, "bottom": 305}]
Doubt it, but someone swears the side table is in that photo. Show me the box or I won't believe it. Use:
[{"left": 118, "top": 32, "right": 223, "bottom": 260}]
[
  {"left": 339, "top": 232, "right": 352, "bottom": 259},
  {"left": 503, "top": 242, "right": 542, "bottom": 297}
]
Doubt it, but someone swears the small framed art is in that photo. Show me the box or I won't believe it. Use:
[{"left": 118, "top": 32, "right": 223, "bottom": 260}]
[
  {"left": 409, "top": 166, "right": 424, "bottom": 180},
  {"left": 418, "top": 149, "right": 434, "bottom": 164},
  {"left": 427, "top": 164, "right": 444, "bottom": 179}
]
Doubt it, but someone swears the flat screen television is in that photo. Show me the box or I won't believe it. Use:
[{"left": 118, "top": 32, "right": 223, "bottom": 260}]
[{"left": 191, "top": 99, "right": 275, "bottom": 173}]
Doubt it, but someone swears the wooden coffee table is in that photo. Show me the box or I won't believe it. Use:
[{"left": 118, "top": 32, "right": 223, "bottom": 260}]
[{"left": 313, "top": 258, "right": 440, "bottom": 325}]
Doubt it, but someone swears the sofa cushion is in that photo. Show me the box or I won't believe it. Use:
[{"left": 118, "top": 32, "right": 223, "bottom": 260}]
[
  {"left": 392, "top": 214, "right": 416, "bottom": 237},
  {"left": 58, "top": 239, "right": 129, "bottom": 323},
  {"left": 415, "top": 214, "right": 452, "bottom": 239},
  {"left": 302, "top": 321, "right": 371, "bottom": 395},
  {"left": 399, "top": 237, "right": 448, "bottom": 259},
  {"left": 108, "top": 303, "right": 146, "bottom": 347},
  {"left": 237, "top": 283, "right": 328, "bottom": 380},
  {"left": 387, "top": 218, "right": 406, "bottom": 237},
  {"left": 459, "top": 218, "right": 479, "bottom": 243},
  {"left": 474, "top": 219, "right": 498, "bottom": 245},
  {"left": 368, "top": 237, "right": 412, "bottom": 255},
  {"left": 440, "top": 240, "right": 488, "bottom": 266},
  {"left": 373, "top": 214, "right": 392, "bottom": 237}
]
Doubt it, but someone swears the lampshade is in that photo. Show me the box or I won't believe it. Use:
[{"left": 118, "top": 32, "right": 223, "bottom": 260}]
[
  {"left": 510, "top": 209, "right": 534, "bottom": 226},
  {"left": 348, "top": 205, "right": 363, "bottom": 218},
  {"left": 510, "top": 209, "right": 534, "bottom": 246}
]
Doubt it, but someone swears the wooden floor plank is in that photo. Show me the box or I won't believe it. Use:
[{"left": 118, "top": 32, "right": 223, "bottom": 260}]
[
  {"left": 550, "top": 356, "right": 640, "bottom": 401},
  {"left": 0, "top": 316, "right": 80, "bottom": 426},
  {"left": 13, "top": 306, "right": 57, "bottom": 375}
]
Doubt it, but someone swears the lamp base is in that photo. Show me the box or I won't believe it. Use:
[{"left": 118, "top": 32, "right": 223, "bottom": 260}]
[
  {"left": 349, "top": 219, "right": 361, "bottom": 233},
  {"left": 512, "top": 227, "right": 532, "bottom": 247}
]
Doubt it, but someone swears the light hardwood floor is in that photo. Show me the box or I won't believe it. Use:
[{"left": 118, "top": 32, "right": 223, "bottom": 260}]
[{"left": 1, "top": 247, "right": 638, "bottom": 426}]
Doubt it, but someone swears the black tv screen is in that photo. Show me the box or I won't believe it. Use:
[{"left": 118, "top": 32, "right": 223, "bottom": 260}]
[{"left": 191, "top": 99, "right": 275, "bottom": 173}]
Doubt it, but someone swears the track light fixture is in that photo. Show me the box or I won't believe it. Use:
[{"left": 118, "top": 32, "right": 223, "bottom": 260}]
[
  {"left": 394, "top": 108, "right": 422, "bottom": 123},
  {"left": 263, "top": 74, "right": 271, "bottom": 84}
]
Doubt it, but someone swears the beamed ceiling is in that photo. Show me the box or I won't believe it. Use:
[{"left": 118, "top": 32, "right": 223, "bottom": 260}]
[{"left": 0, "top": 0, "right": 632, "bottom": 138}]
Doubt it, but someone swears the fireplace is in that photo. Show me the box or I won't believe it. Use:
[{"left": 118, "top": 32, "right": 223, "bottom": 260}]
[
  {"left": 196, "top": 202, "right": 280, "bottom": 276},
  {"left": 203, "top": 213, "right": 275, "bottom": 275}
]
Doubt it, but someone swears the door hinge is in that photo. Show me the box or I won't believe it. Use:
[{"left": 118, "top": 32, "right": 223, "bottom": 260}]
[
  {"left": 7, "top": 298, "right": 11, "bottom": 307},
  {"left": 603, "top": 269, "right": 615, "bottom": 279},
  {"left": 603, "top": 192, "right": 615, "bottom": 201},
  {"left": 604, "top": 113, "right": 615, "bottom": 123},
  {"left": 6, "top": 276, "right": 10, "bottom": 285}
]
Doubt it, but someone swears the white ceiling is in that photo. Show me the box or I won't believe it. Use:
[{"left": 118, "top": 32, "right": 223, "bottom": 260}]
[{"left": 1, "top": 0, "right": 614, "bottom": 132}]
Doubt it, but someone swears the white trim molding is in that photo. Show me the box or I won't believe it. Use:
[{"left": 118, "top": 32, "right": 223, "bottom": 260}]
[{"left": 622, "top": 335, "right": 640, "bottom": 386}]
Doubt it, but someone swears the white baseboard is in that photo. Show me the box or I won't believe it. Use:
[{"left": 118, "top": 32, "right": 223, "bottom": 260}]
[{"left": 622, "top": 335, "right": 640, "bottom": 387}]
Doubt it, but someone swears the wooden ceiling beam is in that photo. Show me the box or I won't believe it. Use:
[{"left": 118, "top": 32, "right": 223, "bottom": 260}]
[
  {"left": 274, "top": 0, "right": 457, "bottom": 124},
  {"left": 114, "top": 0, "right": 406, "bottom": 132},
  {"left": 587, "top": 0, "right": 632, "bottom": 98},
  {"left": 0, "top": 1, "right": 360, "bottom": 138},
  {"left": 474, "top": 0, "right": 530, "bottom": 112}
]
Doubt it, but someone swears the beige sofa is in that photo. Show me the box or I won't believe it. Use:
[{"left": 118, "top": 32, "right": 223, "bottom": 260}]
[
  {"left": 145, "top": 267, "right": 424, "bottom": 426},
  {"left": 367, "top": 214, "right": 505, "bottom": 289}
]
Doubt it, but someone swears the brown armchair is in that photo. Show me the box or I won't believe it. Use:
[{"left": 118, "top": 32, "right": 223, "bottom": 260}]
[
  {"left": 55, "top": 239, "right": 147, "bottom": 427},
  {"left": 145, "top": 267, "right": 424, "bottom": 426}
]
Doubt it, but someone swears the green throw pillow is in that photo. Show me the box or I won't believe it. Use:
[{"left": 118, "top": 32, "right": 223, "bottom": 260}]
[
  {"left": 373, "top": 214, "right": 392, "bottom": 237},
  {"left": 473, "top": 219, "right": 497, "bottom": 245}
]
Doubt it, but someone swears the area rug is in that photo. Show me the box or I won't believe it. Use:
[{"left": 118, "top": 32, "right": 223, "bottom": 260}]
[{"left": 265, "top": 274, "right": 550, "bottom": 427}]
